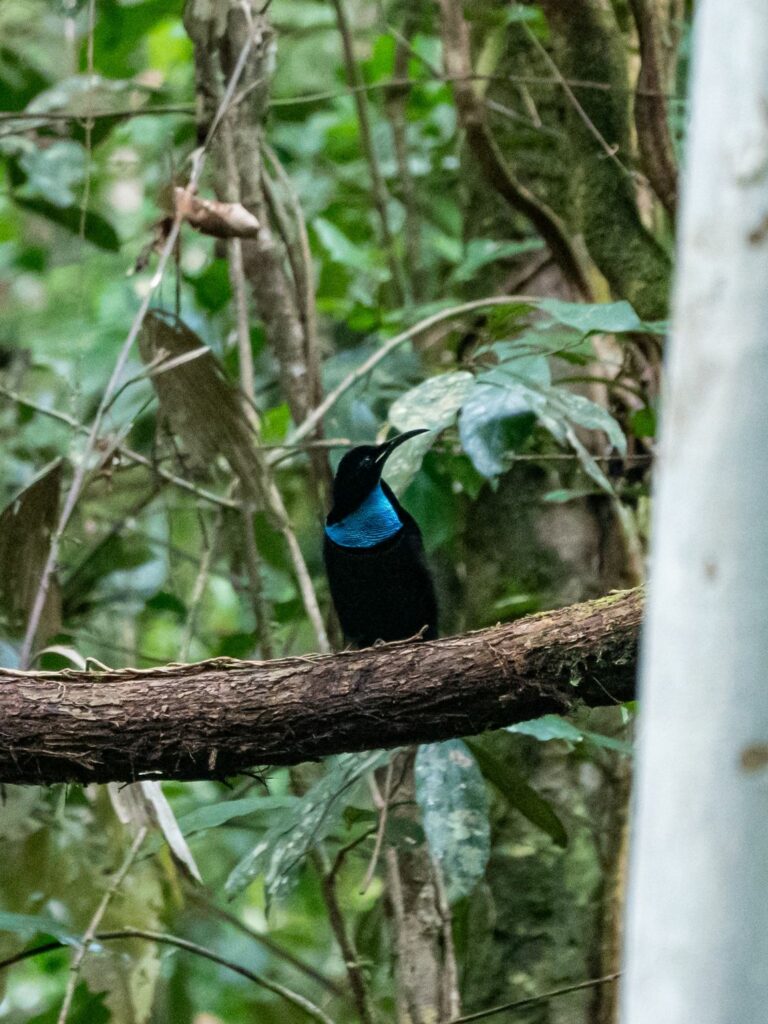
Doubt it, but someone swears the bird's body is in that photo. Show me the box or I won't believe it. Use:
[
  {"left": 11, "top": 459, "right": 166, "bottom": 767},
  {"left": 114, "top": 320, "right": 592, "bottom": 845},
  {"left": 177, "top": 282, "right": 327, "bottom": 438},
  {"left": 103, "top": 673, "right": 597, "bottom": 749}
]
[{"left": 323, "top": 433, "right": 438, "bottom": 648}]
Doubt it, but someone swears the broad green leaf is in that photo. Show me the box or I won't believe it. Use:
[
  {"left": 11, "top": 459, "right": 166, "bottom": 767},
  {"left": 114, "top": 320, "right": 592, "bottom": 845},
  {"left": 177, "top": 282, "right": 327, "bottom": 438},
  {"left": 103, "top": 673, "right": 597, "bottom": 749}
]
[
  {"left": 414, "top": 740, "right": 490, "bottom": 903},
  {"left": 458, "top": 382, "right": 537, "bottom": 477},
  {"left": 390, "top": 371, "right": 474, "bottom": 433},
  {"left": 543, "top": 487, "right": 599, "bottom": 504},
  {"left": 508, "top": 715, "right": 584, "bottom": 743},
  {"left": 313, "top": 217, "right": 380, "bottom": 272},
  {"left": 508, "top": 715, "right": 633, "bottom": 756},
  {"left": 450, "top": 238, "right": 543, "bottom": 283},
  {"left": 630, "top": 406, "right": 657, "bottom": 438},
  {"left": 0, "top": 910, "right": 79, "bottom": 945},
  {"left": 543, "top": 388, "right": 627, "bottom": 455},
  {"left": 11, "top": 195, "right": 120, "bottom": 251},
  {"left": 581, "top": 730, "right": 634, "bottom": 755},
  {"left": 176, "top": 795, "right": 299, "bottom": 837},
  {"left": 487, "top": 349, "right": 551, "bottom": 386},
  {"left": 539, "top": 298, "right": 644, "bottom": 334},
  {"left": 386, "top": 371, "right": 474, "bottom": 491},
  {"left": 18, "top": 141, "right": 86, "bottom": 208},
  {"left": 225, "top": 751, "right": 390, "bottom": 902},
  {"left": 466, "top": 738, "right": 568, "bottom": 848}
]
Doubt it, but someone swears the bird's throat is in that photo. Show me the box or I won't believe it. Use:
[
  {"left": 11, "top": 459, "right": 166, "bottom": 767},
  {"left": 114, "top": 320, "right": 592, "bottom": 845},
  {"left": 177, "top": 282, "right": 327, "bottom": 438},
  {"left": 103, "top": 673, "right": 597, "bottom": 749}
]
[{"left": 325, "top": 483, "right": 402, "bottom": 548}]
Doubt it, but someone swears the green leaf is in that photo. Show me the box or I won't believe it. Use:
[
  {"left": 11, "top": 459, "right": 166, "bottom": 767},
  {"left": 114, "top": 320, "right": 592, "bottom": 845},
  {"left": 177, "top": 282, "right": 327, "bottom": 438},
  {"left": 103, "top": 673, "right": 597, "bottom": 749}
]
[
  {"left": 187, "top": 259, "right": 232, "bottom": 314},
  {"left": 224, "top": 751, "right": 390, "bottom": 902},
  {"left": 450, "top": 238, "right": 543, "bottom": 283},
  {"left": 28, "top": 983, "right": 110, "bottom": 1024},
  {"left": 539, "top": 298, "right": 644, "bottom": 334},
  {"left": 543, "top": 487, "right": 599, "bottom": 504},
  {"left": 458, "top": 383, "right": 537, "bottom": 477},
  {"left": 543, "top": 388, "right": 627, "bottom": 455},
  {"left": 385, "top": 371, "right": 474, "bottom": 491},
  {"left": 630, "top": 406, "right": 657, "bottom": 438},
  {"left": 508, "top": 715, "right": 584, "bottom": 743},
  {"left": 466, "top": 738, "right": 568, "bottom": 848},
  {"left": 508, "top": 715, "right": 633, "bottom": 756},
  {"left": 18, "top": 141, "right": 86, "bottom": 208},
  {"left": 414, "top": 740, "right": 491, "bottom": 903},
  {"left": 176, "top": 795, "right": 299, "bottom": 837},
  {"left": 0, "top": 910, "right": 79, "bottom": 945},
  {"left": 313, "top": 217, "right": 380, "bottom": 272},
  {"left": 11, "top": 195, "right": 120, "bottom": 251}
]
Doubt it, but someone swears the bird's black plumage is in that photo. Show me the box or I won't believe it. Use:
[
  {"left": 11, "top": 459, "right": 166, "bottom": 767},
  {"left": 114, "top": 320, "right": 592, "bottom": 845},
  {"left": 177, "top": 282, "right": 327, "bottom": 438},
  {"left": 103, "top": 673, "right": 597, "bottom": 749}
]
[{"left": 323, "top": 431, "right": 438, "bottom": 648}]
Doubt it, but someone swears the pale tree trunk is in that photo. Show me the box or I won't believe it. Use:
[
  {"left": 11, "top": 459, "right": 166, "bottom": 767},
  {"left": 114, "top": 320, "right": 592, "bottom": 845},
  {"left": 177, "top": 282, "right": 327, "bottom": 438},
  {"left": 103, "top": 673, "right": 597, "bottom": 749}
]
[{"left": 621, "top": 4, "right": 768, "bottom": 1022}]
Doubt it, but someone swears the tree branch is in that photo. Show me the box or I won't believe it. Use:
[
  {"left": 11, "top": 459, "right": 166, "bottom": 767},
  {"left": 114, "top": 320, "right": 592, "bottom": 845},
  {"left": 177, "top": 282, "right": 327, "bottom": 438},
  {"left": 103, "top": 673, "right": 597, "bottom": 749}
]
[
  {"left": 628, "top": 0, "right": 679, "bottom": 221},
  {"left": 0, "top": 590, "right": 640, "bottom": 786}
]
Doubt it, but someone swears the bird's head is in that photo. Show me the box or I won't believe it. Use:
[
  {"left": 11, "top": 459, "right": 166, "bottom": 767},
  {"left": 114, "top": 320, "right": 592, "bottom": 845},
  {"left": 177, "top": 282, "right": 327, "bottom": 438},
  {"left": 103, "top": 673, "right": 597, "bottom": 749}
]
[{"left": 327, "top": 429, "right": 428, "bottom": 524}]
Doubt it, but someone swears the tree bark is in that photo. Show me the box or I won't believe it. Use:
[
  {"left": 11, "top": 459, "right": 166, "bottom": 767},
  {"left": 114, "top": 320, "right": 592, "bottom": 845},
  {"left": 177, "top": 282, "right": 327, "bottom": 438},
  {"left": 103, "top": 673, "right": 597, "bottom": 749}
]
[
  {"left": 0, "top": 590, "right": 640, "bottom": 786},
  {"left": 621, "top": 2, "right": 768, "bottom": 1021}
]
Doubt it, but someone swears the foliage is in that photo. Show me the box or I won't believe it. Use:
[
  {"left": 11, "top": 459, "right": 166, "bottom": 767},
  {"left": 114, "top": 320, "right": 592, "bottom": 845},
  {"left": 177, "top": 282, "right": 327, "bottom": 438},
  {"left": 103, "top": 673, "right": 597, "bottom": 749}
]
[{"left": 0, "top": 0, "right": 677, "bottom": 1019}]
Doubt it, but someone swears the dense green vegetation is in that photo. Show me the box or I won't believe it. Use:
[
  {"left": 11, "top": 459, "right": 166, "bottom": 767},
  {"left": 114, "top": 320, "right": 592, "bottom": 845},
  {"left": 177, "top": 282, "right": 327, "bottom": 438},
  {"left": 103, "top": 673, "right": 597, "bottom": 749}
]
[{"left": 0, "top": 1, "right": 684, "bottom": 1021}]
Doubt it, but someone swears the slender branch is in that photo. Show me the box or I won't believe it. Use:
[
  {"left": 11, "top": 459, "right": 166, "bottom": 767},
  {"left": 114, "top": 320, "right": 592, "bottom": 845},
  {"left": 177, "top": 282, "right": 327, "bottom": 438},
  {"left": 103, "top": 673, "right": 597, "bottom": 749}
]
[
  {"left": 56, "top": 827, "right": 147, "bottom": 1024},
  {"left": 442, "top": 972, "right": 620, "bottom": 1024},
  {"left": 385, "top": 24, "right": 422, "bottom": 300},
  {"left": 315, "top": 848, "right": 376, "bottom": 1024},
  {"left": 222, "top": 122, "right": 277, "bottom": 660},
  {"left": 520, "top": 21, "right": 636, "bottom": 181},
  {"left": 0, "top": 72, "right": 685, "bottom": 127},
  {"left": 330, "top": 0, "right": 407, "bottom": 304},
  {"left": 184, "top": 888, "right": 344, "bottom": 996},
  {"left": 627, "top": 0, "right": 679, "bottom": 219},
  {"left": 179, "top": 508, "right": 223, "bottom": 662},
  {"left": 436, "top": 0, "right": 593, "bottom": 298},
  {"left": 0, "top": 382, "right": 240, "bottom": 509},
  {"left": 262, "top": 143, "right": 323, "bottom": 417},
  {"left": 432, "top": 858, "right": 461, "bottom": 1020},
  {"left": 282, "top": 295, "right": 537, "bottom": 450},
  {"left": 361, "top": 760, "right": 393, "bottom": 894},
  {"left": 0, "top": 928, "right": 336, "bottom": 1024}
]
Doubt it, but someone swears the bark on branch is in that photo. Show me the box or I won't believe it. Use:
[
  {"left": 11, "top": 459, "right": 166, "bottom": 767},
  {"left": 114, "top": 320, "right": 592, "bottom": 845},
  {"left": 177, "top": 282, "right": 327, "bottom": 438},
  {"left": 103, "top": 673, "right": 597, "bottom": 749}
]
[{"left": 0, "top": 590, "right": 641, "bottom": 786}]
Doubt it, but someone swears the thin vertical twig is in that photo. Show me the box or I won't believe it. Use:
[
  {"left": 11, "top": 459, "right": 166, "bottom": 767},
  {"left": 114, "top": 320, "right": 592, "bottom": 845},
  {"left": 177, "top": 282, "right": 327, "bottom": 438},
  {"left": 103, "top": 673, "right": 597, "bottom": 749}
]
[
  {"left": 361, "top": 761, "right": 394, "bottom": 894},
  {"left": 78, "top": 0, "right": 96, "bottom": 240},
  {"left": 262, "top": 143, "right": 323, "bottom": 415},
  {"left": 314, "top": 848, "right": 376, "bottom": 1024},
  {"left": 221, "top": 118, "right": 302, "bottom": 658},
  {"left": 432, "top": 858, "right": 461, "bottom": 1020},
  {"left": 57, "top": 826, "right": 148, "bottom": 1024},
  {"left": 330, "top": 0, "right": 407, "bottom": 304},
  {"left": 384, "top": 25, "right": 421, "bottom": 301},
  {"left": 520, "top": 19, "right": 636, "bottom": 181},
  {"left": 179, "top": 507, "right": 223, "bottom": 662}
]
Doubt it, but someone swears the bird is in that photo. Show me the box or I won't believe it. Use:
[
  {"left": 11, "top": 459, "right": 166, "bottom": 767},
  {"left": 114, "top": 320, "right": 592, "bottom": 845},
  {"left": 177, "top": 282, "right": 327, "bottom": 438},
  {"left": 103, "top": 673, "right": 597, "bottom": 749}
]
[{"left": 323, "top": 429, "right": 438, "bottom": 648}]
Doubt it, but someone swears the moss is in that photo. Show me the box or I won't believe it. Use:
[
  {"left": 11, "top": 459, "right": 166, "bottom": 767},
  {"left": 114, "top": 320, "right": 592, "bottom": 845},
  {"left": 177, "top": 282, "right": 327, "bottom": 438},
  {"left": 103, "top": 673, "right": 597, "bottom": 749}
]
[{"left": 541, "top": 0, "right": 672, "bottom": 318}]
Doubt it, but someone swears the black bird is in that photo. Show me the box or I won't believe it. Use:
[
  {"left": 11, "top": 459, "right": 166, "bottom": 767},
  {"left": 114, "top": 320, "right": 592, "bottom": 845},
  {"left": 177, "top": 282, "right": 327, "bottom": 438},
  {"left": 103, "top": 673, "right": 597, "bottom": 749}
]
[{"left": 323, "top": 430, "right": 438, "bottom": 648}]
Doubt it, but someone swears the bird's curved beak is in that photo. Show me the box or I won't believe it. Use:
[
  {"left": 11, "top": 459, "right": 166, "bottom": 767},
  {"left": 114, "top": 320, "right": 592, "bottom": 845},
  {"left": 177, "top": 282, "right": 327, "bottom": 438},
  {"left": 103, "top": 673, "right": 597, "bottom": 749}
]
[{"left": 374, "top": 428, "right": 430, "bottom": 464}]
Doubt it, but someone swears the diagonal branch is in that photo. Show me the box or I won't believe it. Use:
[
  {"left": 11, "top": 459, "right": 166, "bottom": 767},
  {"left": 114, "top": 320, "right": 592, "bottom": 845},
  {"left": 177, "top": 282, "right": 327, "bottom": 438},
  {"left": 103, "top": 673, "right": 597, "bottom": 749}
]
[
  {"left": 436, "top": 0, "right": 593, "bottom": 298},
  {"left": 0, "top": 589, "right": 641, "bottom": 786},
  {"left": 628, "top": 0, "right": 679, "bottom": 221}
]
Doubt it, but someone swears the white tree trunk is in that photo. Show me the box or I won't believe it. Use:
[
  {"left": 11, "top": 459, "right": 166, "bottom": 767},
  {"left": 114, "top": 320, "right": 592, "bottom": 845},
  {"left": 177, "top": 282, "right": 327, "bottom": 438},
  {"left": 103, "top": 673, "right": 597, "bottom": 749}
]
[{"left": 621, "top": 4, "right": 768, "bottom": 1023}]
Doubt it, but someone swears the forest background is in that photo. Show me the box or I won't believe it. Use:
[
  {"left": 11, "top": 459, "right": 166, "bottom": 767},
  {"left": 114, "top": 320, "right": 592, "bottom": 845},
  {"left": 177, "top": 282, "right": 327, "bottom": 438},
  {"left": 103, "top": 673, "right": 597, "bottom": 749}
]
[{"left": 0, "top": 1, "right": 684, "bottom": 1022}]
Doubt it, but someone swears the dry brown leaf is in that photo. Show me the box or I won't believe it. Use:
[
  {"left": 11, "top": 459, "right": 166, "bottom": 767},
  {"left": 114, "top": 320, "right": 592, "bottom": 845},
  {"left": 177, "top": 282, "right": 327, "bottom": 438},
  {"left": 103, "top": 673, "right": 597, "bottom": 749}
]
[
  {"left": 108, "top": 780, "right": 203, "bottom": 884},
  {"left": 0, "top": 459, "right": 62, "bottom": 642},
  {"left": 174, "top": 187, "right": 261, "bottom": 238},
  {"left": 138, "top": 311, "right": 264, "bottom": 503}
]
